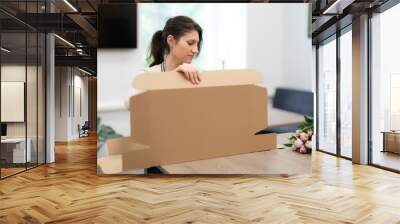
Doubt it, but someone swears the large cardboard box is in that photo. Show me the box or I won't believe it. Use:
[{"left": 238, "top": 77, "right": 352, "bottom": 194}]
[{"left": 98, "top": 69, "right": 277, "bottom": 174}]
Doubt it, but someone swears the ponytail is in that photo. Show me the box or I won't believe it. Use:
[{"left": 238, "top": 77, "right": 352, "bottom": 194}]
[
  {"left": 147, "top": 16, "right": 203, "bottom": 67},
  {"left": 148, "top": 30, "right": 165, "bottom": 67}
]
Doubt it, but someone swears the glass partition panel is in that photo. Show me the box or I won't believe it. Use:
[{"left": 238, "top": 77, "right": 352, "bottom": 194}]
[
  {"left": 0, "top": 0, "right": 46, "bottom": 179},
  {"left": 371, "top": 4, "right": 400, "bottom": 171},
  {"left": 339, "top": 29, "right": 352, "bottom": 158},
  {"left": 38, "top": 32, "right": 45, "bottom": 165},
  {"left": 27, "top": 30, "right": 38, "bottom": 169},
  {"left": 1, "top": 30, "right": 27, "bottom": 177},
  {"left": 317, "top": 37, "right": 337, "bottom": 154}
]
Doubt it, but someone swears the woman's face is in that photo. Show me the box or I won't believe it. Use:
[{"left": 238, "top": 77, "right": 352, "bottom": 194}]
[{"left": 167, "top": 30, "right": 199, "bottom": 64}]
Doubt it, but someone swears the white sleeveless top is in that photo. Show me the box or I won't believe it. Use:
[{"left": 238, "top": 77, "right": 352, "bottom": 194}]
[
  {"left": 142, "top": 63, "right": 203, "bottom": 73},
  {"left": 142, "top": 64, "right": 162, "bottom": 72}
]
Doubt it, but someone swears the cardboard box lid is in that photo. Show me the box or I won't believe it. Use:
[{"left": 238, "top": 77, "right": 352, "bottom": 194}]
[{"left": 132, "top": 69, "right": 263, "bottom": 90}]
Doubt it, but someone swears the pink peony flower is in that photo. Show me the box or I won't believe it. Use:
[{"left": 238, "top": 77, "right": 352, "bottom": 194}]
[
  {"left": 291, "top": 144, "right": 297, "bottom": 151},
  {"left": 294, "top": 139, "right": 303, "bottom": 148},
  {"left": 300, "top": 132, "right": 309, "bottom": 142},
  {"left": 299, "top": 146, "right": 306, "bottom": 153},
  {"left": 295, "top": 130, "right": 301, "bottom": 138},
  {"left": 305, "top": 141, "right": 312, "bottom": 149},
  {"left": 307, "top": 130, "right": 313, "bottom": 140}
]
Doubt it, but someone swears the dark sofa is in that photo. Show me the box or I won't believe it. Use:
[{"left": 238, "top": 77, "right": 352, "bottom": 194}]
[{"left": 257, "top": 87, "right": 314, "bottom": 134}]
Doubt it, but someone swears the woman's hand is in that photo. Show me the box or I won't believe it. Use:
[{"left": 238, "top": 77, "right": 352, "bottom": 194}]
[{"left": 174, "top": 63, "right": 201, "bottom": 85}]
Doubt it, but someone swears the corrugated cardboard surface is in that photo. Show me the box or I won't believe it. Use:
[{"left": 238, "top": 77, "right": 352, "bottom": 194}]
[
  {"left": 133, "top": 69, "right": 263, "bottom": 90},
  {"left": 98, "top": 70, "right": 277, "bottom": 174},
  {"left": 131, "top": 85, "right": 269, "bottom": 145}
]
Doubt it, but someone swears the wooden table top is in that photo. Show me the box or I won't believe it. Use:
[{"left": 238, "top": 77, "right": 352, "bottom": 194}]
[{"left": 160, "top": 133, "right": 311, "bottom": 175}]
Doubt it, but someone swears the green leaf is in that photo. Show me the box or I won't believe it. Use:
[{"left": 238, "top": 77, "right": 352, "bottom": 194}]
[
  {"left": 283, "top": 143, "right": 293, "bottom": 147},
  {"left": 307, "top": 124, "right": 314, "bottom": 130},
  {"left": 289, "top": 135, "right": 297, "bottom": 141},
  {"left": 302, "top": 125, "right": 312, "bottom": 131},
  {"left": 97, "top": 123, "right": 123, "bottom": 144}
]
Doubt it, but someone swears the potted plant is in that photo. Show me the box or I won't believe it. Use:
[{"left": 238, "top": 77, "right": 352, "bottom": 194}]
[{"left": 97, "top": 118, "right": 123, "bottom": 151}]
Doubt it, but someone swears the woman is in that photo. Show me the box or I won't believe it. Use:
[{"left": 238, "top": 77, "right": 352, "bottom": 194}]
[
  {"left": 143, "top": 16, "right": 203, "bottom": 174},
  {"left": 145, "top": 15, "right": 203, "bottom": 85}
]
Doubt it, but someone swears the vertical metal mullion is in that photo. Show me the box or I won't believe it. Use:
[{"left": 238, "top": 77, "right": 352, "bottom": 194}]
[
  {"left": 316, "top": 44, "right": 320, "bottom": 151},
  {"left": 36, "top": 0, "right": 39, "bottom": 167},
  {"left": 68, "top": 69, "right": 71, "bottom": 118},
  {"left": 43, "top": 0, "right": 48, "bottom": 163},
  {"left": 367, "top": 11, "right": 373, "bottom": 165},
  {"left": 25, "top": 0, "right": 28, "bottom": 171},
  {"left": 44, "top": 13, "right": 47, "bottom": 164},
  {"left": 59, "top": 68, "right": 61, "bottom": 117},
  {"left": 336, "top": 30, "right": 341, "bottom": 157},
  {"left": 72, "top": 68, "right": 75, "bottom": 118}
]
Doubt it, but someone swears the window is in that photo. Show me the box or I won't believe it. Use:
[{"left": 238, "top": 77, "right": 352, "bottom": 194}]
[
  {"left": 317, "top": 36, "right": 337, "bottom": 155},
  {"left": 390, "top": 74, "right": 400, "bottom": 130},
  {"left": 339, "top": 28, "right": 352, "bottom": 158},
  {"left": 371, "top": 3, "right": 400, "bottom": 171}
]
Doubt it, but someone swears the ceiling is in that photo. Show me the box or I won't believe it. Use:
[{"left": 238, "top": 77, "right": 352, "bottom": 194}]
[
  {"left": 0, "top": 0, "right": 395, "bottom": 74},
  {"left": 311, "top": 0, "right": 390, "bottom": 43}
]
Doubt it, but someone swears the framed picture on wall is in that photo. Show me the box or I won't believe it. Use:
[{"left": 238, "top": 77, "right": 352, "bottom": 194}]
[{"left": 1, "top": 81, "right": 25, "bottom": 122}]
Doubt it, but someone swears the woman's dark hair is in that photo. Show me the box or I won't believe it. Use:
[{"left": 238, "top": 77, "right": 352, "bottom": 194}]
[{"left": 148, "top": 16, "right": 203, "bottom": 67}]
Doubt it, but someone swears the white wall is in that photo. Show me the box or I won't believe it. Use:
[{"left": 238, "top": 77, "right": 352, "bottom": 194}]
[
  {"left": 72, "top": 74, "right": 89, "bottom": 137},
  {"left": 55, "top": 67, "right": 68, "bottom": 141},
  {"left": 198, "top": 4, "right": 247, "bottom": 70},
  {"left": 247, "top": 3, "right": 312, "bottom": 95},
  {"left": 97, "top": 48, "right": 145, "bottom": 137},
  {"left": 54, "top": 67, "right": 89, "bottom": 141},
  {"left": 97, "top": 2, "right": 146, "bottom": 136}
]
